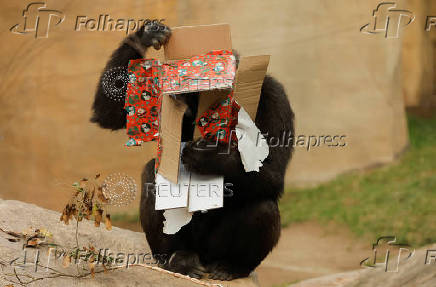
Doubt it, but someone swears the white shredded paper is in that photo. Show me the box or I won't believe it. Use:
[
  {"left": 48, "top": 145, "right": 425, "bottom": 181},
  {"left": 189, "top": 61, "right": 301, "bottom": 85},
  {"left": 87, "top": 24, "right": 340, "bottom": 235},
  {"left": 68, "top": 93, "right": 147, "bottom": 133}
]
[
  {"left": 163, "top": 208, "right": 193, "bottom": 234},
  {"left": 159, "top": 106, "right": 267, "bottom": 235},
  {"left": 235, "top": 107, "right": 269, "bottom": 172}
]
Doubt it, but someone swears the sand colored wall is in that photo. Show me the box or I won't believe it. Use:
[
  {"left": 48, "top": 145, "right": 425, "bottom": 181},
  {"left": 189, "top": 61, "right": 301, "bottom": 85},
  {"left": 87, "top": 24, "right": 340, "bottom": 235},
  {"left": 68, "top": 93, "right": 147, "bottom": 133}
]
[
  {"left": 402, "top": 0, "right": 436, "bottom": 107},
  {"left": 0, "top": 0, "right": 410, "bottom": 210}
]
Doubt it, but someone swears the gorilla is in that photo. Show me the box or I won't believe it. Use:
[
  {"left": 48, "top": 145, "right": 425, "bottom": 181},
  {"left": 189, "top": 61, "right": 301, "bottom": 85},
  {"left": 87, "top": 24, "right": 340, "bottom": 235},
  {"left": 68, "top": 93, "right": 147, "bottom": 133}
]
[{"left": 91, "top": 20, "right": 295, "bottom": 280}]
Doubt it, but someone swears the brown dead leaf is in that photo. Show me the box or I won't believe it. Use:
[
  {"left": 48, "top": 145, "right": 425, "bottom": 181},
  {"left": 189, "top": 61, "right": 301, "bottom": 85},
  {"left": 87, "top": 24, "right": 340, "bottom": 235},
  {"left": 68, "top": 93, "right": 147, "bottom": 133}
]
[
  {"left": 94, "top": 209, "right": 103, "bottom": 227},
  {"left": 105, "top": 214, "right": 112, "bottom": 231},
  {"left": 27, "top": 238, "right": 42, "bottom": 247},
  {"left": 61, "top": 204, "right": 74, "bottom": 225},
  {"left": 97, "top": 187, "right": 108, "bottom": 203},
  {"left": 89, "top": 262, "right": 96, "bottom": 278},
  {"left": 62, "top": 213, "right": 70, "bottom": 225}
]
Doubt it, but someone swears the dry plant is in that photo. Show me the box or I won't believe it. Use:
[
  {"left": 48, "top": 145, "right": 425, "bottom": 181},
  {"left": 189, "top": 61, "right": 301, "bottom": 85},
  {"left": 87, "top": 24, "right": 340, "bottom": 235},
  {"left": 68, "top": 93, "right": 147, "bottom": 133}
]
[
  {"left": 60, "top": 174, "right": 112, "bottom": 231},
  {"left": 1, "top": 173, "right": 223, "bottom": 287}
]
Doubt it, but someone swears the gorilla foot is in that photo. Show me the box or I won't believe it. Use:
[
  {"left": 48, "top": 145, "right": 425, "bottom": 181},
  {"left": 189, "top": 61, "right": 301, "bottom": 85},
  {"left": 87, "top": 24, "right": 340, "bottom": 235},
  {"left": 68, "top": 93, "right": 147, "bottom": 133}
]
[
  {"left": 166, "top": 250, "right": 207, "bottom": 279},
  {"left": 206, "top": 261, "right": 248, "bottom": 281}
]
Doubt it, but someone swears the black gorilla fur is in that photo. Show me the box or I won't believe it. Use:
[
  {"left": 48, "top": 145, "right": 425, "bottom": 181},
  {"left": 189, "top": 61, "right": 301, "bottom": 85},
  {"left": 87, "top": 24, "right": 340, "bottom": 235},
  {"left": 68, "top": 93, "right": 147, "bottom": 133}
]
[{"left": 91, "top": 20, "right": 295, "bottom": 280}]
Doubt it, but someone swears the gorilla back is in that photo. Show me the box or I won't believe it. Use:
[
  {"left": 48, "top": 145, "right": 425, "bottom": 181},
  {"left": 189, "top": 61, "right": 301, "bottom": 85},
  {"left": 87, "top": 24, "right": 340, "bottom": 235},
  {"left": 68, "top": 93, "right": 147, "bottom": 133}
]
[{"left": 90, "top": 20, "right": 295, "bottom": 281}]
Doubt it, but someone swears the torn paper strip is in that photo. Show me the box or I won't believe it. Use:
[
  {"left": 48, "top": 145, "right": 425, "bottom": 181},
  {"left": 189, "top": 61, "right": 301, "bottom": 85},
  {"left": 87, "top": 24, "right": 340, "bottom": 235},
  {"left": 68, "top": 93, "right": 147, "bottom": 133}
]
[
  {"left": 163, "top": 208, "right": 193, "bottom": 234},
  {"left": 235, "top": 106, "right": 269, "bottom": 172}
]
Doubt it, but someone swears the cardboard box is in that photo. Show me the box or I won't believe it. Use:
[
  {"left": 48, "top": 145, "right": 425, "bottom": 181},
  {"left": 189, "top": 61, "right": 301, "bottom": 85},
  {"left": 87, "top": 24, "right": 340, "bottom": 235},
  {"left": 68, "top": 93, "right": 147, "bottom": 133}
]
[{"left": 154, "top": 24, "right": 270, "bottom": 184}]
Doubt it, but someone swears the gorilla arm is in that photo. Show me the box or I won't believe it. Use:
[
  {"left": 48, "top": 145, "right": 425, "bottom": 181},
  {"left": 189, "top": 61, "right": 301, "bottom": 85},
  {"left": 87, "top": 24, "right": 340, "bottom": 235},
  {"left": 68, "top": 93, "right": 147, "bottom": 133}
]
[{"left": 90, "top": 20, "right": 171, "bottom": 130}]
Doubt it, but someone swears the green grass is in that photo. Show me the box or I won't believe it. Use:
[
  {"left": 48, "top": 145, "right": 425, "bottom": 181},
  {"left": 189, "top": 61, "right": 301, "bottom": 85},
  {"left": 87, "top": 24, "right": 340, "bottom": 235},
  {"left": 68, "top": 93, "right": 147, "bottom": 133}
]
[
  {"left": 111, "top": 212, "right": 141, "bottom": 231},
  {"left": 111, "top": 212, "right": 140, "bottom": 224},
  {"left": 279, "top": 113, "right": 436, "bottom": 247}
]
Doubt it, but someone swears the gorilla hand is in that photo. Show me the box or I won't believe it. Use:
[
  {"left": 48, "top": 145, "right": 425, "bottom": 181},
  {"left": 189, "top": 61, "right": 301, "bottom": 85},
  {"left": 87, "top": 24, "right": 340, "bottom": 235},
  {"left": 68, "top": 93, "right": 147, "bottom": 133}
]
[
  {"left": 181, "top": 139, "right": 243, "bottom": 176},
  {"left": 136, "top": 19, "right": 171, "bottom": 50}
]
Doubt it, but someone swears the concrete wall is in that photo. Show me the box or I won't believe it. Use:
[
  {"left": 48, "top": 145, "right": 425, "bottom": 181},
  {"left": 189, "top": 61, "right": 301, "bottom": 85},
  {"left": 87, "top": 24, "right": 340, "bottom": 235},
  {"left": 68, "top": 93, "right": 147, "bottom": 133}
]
[
  {"left": 402, "top": 0, "right": 436, "bottom": 107},
  {"left": 0, "top": 0, "right": 412, "bottom": 210}
]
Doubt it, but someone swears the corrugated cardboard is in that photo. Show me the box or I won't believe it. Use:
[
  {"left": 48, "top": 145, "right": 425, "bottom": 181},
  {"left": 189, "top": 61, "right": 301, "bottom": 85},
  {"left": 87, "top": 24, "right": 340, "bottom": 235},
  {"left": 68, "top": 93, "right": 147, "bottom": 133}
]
[
  {"left": 157, "top": 24, "right": 234, "bottom": 183},
  {"left": 146, "top": 46, "right": 165, "bottom": 62},
  {"left": 158, "top": 95, "right": 187, "bottom": 183},
  {"left": 164, "top": 24, "right": 232, "bottom": 60},
  {"left": 154, "top": 24, "right": 269, "bottom": 183},
  {"left": 233, "top": 55, "right": 270, "bottom": 120},
  {"left": 155, "top": 143, "right": 190, "bottom": 210}
]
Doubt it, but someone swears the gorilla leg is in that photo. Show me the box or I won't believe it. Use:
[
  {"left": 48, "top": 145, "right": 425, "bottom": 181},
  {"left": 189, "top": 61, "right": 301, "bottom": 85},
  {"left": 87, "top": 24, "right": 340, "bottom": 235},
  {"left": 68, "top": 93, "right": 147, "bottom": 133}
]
[
  {"left": 139, "top": 159, "right": 206, "bottom": 278},
  {"left": 191, "top": 200, "right": 281, "bottom": 280}
]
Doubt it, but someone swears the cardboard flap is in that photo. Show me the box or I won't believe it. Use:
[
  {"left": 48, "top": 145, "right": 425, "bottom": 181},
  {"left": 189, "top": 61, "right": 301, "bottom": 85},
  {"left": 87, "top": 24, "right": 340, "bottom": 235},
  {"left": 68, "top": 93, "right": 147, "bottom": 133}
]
[
  {"left": 233, "top": 55, "right": 270, "bottom": 120},
  {"left": 164, "top": 24, "right": 232, "bottom": 60},
  {"left": 158, "top": 96, "right": 187, "bottom": 183},
  {"left": 146, "top": 47, "right": 165, "bottom": 62},
  {"left": 158, "top": 24, "right": 233, "bottom": 182}
]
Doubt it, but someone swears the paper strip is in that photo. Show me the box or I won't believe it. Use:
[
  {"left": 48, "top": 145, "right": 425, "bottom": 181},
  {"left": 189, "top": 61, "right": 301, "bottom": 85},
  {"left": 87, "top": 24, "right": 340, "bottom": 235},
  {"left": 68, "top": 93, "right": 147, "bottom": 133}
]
[
  {"left": 163, "top": 208, "right": 193, "bottom": 234},
  {"left": 236, "top": 106, "right": 269, "bottom": 172}
]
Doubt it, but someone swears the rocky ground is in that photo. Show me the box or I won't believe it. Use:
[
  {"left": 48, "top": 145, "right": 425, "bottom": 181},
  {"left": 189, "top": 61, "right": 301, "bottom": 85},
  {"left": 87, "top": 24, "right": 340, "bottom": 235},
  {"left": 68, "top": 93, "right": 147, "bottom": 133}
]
[
  {"left": 0, "top": 199, "right": 258, "bottom": 287},
  {"left": 1, "top": 199, "right": 434, "bottom": 287},
  {"left": 289, "top": 240, "right": 436, "bottom": 287}
]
